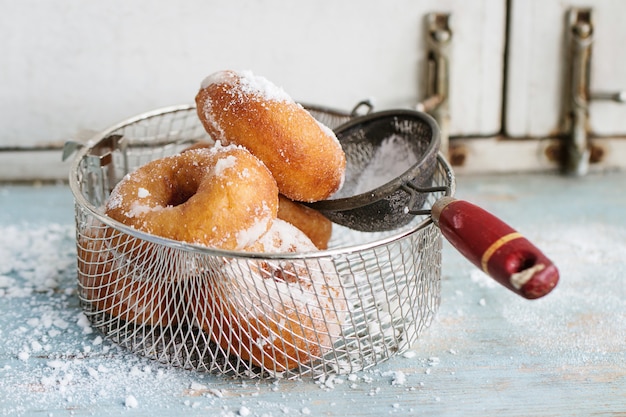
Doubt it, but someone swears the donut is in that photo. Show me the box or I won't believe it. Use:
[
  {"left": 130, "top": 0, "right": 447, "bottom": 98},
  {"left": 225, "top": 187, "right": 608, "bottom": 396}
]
[
  {"left": 277, "top": 195, "right": 332, "bottom": 250},
  {"left": 183, "top": 143, "right": 332, "bottom": 249},
  {"left": 105, "top": 144, "right": 279, "bottom": 251},
  {"left": 76, "top": 220, "right": 182, "bottom": 327},
  {"left": 195, "top": 69, "right": 346, "bottom": 203},
  {"left": 193, "top": 219, "right": 346, "bottom": 373}
]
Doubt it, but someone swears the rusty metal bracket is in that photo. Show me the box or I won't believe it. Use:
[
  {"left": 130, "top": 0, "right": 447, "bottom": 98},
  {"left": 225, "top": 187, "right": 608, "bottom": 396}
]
[
  {"left": 419, "top": 12, "right": 452, "bottom": 158},
  {"left": 562, "top": 8, "right": 626, "bottom": 175}
]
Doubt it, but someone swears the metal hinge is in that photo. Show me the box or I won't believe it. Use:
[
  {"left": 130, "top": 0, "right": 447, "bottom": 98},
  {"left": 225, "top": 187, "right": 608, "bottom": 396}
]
[
  {"left": 561, "top": 7, "right": 626, "bottom": 175},
  {"left": 418, "top": 12, "right": 452, "bottom": 158}
]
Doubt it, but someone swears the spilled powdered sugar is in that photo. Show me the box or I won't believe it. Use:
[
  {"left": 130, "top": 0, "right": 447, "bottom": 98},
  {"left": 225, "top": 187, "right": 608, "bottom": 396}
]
[
  {"left": 0, "top": 224, "right": 75, "bottom": 298},
  {"left": 497, "top": 222, "right": 626, "bottom": 358}
]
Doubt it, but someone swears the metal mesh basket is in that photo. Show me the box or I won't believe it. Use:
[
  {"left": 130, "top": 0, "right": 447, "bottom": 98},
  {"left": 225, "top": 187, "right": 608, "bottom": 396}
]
[{"left": 69, "top": 104, "right": 455, "bottom": 379}]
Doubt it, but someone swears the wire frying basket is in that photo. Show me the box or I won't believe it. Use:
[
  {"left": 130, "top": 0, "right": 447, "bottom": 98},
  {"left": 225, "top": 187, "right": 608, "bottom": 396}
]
[{"left": 69, "top": 104, "right": 455, "bottom": 379}]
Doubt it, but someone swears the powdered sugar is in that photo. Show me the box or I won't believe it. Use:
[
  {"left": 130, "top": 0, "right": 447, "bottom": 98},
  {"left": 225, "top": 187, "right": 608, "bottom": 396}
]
[
  {"left": 234, "top": 204, "right": 274, "bottom": 250},
  {"left": 203, "top": 140, "right": 247, "bottom": 160},
  {"left": 127, "top": 201, "right": 158, "bottom": 218},
  {"left": 315, "top": 119, "right": 341, "bottom": 147},
  {"left": 353, "top": 134, "right": 419, "bottom": 195},
  {"left": 255, "top": 219, "right": 317, "bottom": 253},
  {"left": 200, "top": 70, "right": 294, "bottom": 143},
  {"left": 201, "top": 70, "right": 293, "bottom": 104},
  {"left": 0, "top": 224, "right": 74, "bottom": 298},
  {"left": 213, "top": 155, "right": 237, "bottom": 177},
  {"left": 4, "top": 168, "right": 623, "bottom": 414},
  {"left": 125, "top": 394, "right": 139, "bottom": 408},
  {"left": 137, "top": 187, "right": 150, "bottom": 198},
  {"left": 229, "top": 224, "right": 331, "bottom": 320},
  {"left": 0, "top": 220, "right": 210, "bottom": 413},
  {"left": 498, "top": 223, "right": 626, "bottom": 357},
  {"left": 105, "top": 187, "right": 123, "bottom": 209},
  {"left": 237, "top": 70, "right": 292, "bottom": 103}
]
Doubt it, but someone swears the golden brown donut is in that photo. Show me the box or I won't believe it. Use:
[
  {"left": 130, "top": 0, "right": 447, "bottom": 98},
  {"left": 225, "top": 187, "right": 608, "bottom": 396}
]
[
  {"left": 277, "top": 195, "right": 332, "bottom": 250},
  {"left": 76, "top": 220, "right": 181, "bottom": 327},
  {"left": 193, "top": 219, "right": 346, "bottom": 373},
  {"left": 195, "top": 70, "right": 346, "bottom": 203},
  {"left": 105, "top": 144, "right": 279, "bottom": 251},
  {"left": 179, "top": 142, "right": 332, "bottom": 248}
]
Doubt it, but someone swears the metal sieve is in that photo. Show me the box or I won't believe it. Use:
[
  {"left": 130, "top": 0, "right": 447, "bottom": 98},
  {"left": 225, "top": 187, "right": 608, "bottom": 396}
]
[{"left": 310, "top": 110, "right": 559, "bottom": 300}]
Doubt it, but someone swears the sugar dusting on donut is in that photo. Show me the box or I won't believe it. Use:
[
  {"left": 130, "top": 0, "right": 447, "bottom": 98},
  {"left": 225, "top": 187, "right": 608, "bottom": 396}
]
[
  {"left": 127, "top": 201, "right": 158, "bottom": 218},
  {"left": 276, "top": 195, "right": 333, "bottom": 250},
  {"left": 213, "top": 154, "right": 237, "bottom": 177},
  {"left": 256, "top": 218, "right": 318, "bottom": 253},
  {"left": 199, "top": 70, "right": 294, "bottom": 143},
  {"left": 200, "top": 69, "right": 292, "bottom": 104},
  {"left": 235, "top": 201, "right": 275, "bottom": 249}
]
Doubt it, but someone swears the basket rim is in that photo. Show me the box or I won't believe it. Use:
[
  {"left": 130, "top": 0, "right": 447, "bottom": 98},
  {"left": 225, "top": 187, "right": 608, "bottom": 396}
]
[{"left": 68, "top": 105, "right": 456, "bottom": 260}]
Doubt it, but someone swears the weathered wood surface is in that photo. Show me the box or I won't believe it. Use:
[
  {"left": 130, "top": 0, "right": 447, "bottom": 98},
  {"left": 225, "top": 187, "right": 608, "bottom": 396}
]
[{"left": 1, "top": 172, "right": 624, "bottom": 416}]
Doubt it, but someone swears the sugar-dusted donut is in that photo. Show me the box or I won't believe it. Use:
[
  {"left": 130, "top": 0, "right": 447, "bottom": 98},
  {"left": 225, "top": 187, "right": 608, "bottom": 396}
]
[
  {"left": 105, "top": 144, "right": 279, "bottom": 251},
  {"left": 181, "top": 142, "right": 333, "bottom": 249},
  {"left": 277, "top": 195, "right": 332, "bottom": 250},
  {"left": 181, "top": 141, "right": 333, "bottom": 249},
  {"left": 193, "top": 219, "right": 346, "bottom": 373},
  {"left": 195, "top": 70, "right": 346, "bottom": 203}
]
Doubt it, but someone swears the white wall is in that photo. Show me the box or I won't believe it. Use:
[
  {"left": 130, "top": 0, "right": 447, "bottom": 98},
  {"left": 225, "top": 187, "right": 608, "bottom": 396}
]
[{"left": 0, "top": 0, "right": 505, "bottom": 153}]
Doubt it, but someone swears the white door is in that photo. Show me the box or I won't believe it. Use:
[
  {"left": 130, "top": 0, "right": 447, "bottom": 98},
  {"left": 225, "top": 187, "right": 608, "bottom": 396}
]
[
  {"left": 504, "top": 0, "right": 626, "bottom": 173},
  {"left": 507, "top": 0, "right": 626, "bottom": 137}
]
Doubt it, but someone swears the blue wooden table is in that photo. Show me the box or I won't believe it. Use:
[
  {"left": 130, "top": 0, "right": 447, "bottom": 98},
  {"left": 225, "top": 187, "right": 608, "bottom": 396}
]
[{"left": 1, "top": 172, "right": 624, "bottom": 416}]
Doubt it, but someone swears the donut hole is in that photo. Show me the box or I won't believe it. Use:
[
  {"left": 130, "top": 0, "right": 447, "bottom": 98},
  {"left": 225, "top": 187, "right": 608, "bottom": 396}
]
[
  {"left": 167, "top": 185, "right": 198, "bottom": 207},
  {"left": 165, "top": 177, "right": 201, "bottom": 207}
]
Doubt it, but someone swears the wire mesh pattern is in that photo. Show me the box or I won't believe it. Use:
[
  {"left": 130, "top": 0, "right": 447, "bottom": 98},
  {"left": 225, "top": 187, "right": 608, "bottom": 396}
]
[{"left": 69, "top": 104, "right": 453, "bottom": 379}]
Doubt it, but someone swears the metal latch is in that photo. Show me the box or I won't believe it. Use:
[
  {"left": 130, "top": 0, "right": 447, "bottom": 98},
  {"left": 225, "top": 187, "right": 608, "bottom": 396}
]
[
  {"left": 419, "top": 12, "right": 452, "bottom": 157},
  {"left": 561, "top": 8, "right": 626, "bottom": 175}
]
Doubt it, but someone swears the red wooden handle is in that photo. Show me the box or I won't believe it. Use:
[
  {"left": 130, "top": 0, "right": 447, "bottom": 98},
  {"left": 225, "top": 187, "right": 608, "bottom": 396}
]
[{"left": 432, "top": 197, "right": 559, "bottom": 299}]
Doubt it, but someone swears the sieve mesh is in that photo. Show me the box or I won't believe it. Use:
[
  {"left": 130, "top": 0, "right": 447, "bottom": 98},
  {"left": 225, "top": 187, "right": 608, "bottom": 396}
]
[
  {"left": 69, "top": 104, "right": 454, "bottom": 379},
  {"left": 309, "top": 110, "right": 441, "bottom": 232}
]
